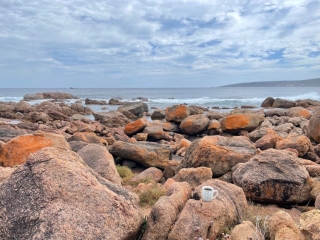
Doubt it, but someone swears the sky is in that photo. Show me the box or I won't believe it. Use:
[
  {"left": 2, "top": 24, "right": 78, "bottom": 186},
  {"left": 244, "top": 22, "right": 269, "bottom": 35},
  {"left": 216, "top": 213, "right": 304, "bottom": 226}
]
[{"left": 0, "top": 0, "right": 320, "bottom": 88}]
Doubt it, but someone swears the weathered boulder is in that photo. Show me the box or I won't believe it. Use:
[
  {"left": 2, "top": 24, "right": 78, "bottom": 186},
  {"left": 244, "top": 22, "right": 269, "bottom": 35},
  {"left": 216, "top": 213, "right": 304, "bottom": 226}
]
[
  {"left": 288, "top": 107, "right": 312, "bottom": 119},
  {"left": 316, "top": 195, "right": 320, "bottom": 210},
  {"left": 68, "top": 132, "right": 107, "bottom": 145},
  {"left": 77, "top": 144, "right": 121, "bottom": 184},
  {"left": 168, "top": 180, "right": 248, "bottom": 240},
  {"left": 179, "top": 114, "right": 210, "bottom": 135},
  {"left": 261, "top": 97, "right": 275, "bottom": 108},
  {"left": 221, "top": 114, "right": 265, "bottom": 132},
  {"left": 151, "top": 109, "right": 165, "bottom": 120},
  {"left": 183, "top": 136, "right": 256, "bottom": 177},
  {"left": 0, "top": 133, "right": 71, "bottom": 167},
  {"left": 85, "top": 98, "right": 107, "bottom": 105},
  {"left": 207, "top": 119, "right": 221, "bottom": 131},
  {"left": 143, "top": 125, "right": 169, "bottom": 140},
  {"left": 300, "top": 210, "right": 320, "bottom": 240},
  {"left": 233, "top": 149, "right": 311, "bottom": 204},
  {"left": 269, "top": 211, "right": 306, "bottom": 240},
  {"left": 307, "top": 109, "right": 320, "bottom": 143},
  {"left": 272, "top": 98, "right": 295, "bottom": 108},
  {"left": 69, "top": 141, "right": 89, "bottom": 152},
  {"left": 93, "top": 111, "right": 130, "bottom": 128},
  {"left": 206, "top": 111, "right": 224, "bottom": 120},
  {"left": 109, "top": 98, "right": 123, "bottom": 105},
  {"left": 118, "top": 102, "right": 148, "bottom": 116},
  {"left": 130, "top": 167, "right": 163, "bottom": 183},
  {"left": 23, "top": 92, "right": 77, "bottom": 100},
  {"left": 255, "top": 133, "right": 283, "bottom": 150},
  {"left": 109, "top": 141, "right": 172, "bottom": 169},
  {"left": 230, "top": 221, "right": 262, "bottom": 240},
  {"left": 165, "top": 105, "right": 190, "bottom": 123},
  {"left": 265, "top": 109, "right": 287, "bottom": 117},
  {"left": 142, "top": 182, "right": 192, "bottom": 240},
  {"left": 14, "top": 101, "right": 33, "bottom": 113},
  {"left": 0, "top": 125, "right": 28, "bottom": 142},
  {"left": 172, "top": 167, "right": 212, "bottom": 188},
  {"left": 162, "top": 121, "right": 180, "bottom": 132},
  {"left": 248, "top": 128, "right": 276, "bottom": 142},
  {"left": 29, "top": 112, "right": 50, "bottom": 123},
  {"left": 276, "top": 134, "right": 312, "bottom": 157},
  {"left": 0, "top": 147, "right": 143, "bottom": 239},
  {"left": 0, "top": 167, "right": 15, "bottom": 184},
  {"left": 47, "top": 109, "right": 70, "bottom": 121},
  {"left": 124, "top": 118, "right": 148, "bottom": 136},
  {"left": 70, "top": 103, "right": 93, "bottom": 115}
]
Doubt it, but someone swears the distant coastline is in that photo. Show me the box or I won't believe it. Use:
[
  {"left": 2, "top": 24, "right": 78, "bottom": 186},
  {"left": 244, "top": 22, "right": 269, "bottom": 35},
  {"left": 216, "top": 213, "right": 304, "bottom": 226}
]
[{"left": 219, "top": 78, "right": 320, "bottom": 87}]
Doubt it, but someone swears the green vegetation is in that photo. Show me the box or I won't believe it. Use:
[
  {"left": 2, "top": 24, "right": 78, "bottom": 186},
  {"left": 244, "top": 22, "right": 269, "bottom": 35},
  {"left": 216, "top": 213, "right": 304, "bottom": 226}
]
[
  {"left": 116, "top": 165, "right": 134, "bottom": 184},
  {"left": 129, "top": 176, "right": 154, "bottom": 187},
  {"left": 138, "top": 183, "right": 167, "bottom": 207}
]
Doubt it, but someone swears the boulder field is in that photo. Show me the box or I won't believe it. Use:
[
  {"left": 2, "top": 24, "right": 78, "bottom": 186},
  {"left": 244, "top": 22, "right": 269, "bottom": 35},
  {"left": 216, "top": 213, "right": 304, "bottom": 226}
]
[{"left": 0, "top": 93, "right": 320, "bottom": 239}]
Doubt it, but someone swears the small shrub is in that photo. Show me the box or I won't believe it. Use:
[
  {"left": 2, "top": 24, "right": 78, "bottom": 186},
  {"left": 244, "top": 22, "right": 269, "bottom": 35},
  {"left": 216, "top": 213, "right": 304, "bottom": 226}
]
[
  {"left": 138, "top": 183, "right": 166, "bottom": 206},
  {"left": 129, "top": 176, "right": 154, "bottom": 187},
  {"left": 116, "top": 165, "right": 134, "bottom": 184}
]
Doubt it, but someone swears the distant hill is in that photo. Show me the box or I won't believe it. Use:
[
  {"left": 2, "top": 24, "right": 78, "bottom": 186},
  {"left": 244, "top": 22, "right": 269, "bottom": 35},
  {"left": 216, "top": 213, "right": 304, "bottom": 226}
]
[{"left": 219, "top": 78, "right": 320, "bottom": 87}]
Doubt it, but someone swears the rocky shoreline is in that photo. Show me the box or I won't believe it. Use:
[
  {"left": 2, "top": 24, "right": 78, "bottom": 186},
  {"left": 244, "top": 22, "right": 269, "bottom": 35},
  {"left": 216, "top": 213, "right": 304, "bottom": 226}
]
[{"left": 0, "top": 92, "right": 320, "bottom": 239}]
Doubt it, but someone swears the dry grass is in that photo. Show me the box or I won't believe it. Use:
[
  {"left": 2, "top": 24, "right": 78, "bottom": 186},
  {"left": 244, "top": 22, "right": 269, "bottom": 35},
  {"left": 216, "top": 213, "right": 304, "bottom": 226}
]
[
  {"left": 138, "top": 183, "right": 167, "bottom": 207},
  {"left": 128, "top": 176, "right": 155, "bottom": 187},
  {"left": 116, "top": 165, "right": 134, "bottom": 184}
]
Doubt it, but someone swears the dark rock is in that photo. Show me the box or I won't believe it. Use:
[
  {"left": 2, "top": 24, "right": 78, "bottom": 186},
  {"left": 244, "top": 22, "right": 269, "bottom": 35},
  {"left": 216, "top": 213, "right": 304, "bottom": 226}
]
[
  {"left": 151, "top": 109, "right": 165, "bottom": 120},
  {"left": 118, "top": 102, "right": 148, "bottom": 116},
  {"left": 272, "top": 98, "right": 295, "bottom": 108},
  {"left": 85, "top": 98, "right": 107, "bottom": 105},
  {"left": 261, "top": 97, "right": 275, "bottom": 108}
]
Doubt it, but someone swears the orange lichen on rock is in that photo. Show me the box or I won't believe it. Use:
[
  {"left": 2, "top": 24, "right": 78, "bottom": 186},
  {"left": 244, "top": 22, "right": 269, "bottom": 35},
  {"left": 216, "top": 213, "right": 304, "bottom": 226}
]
[
  {"left": 165, "top": 105, "right": 190, "bottom": 123},
  {"left": 0, "top": 133, "right": 70, "bottom": 167},
  {"left": 221, "top": 114, "right": 264, "bottom": 131},
  {"left": 124, "top": 118, "right": 148, "bottom": 135}
]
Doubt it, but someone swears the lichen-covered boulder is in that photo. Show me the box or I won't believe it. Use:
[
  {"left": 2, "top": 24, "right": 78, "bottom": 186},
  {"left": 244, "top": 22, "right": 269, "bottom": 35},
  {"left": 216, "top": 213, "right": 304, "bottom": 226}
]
[
  {"left": 183, "top": 136, "right": 256, "bottom": 177},
  {"left": 288, "top": 107, "right": 312, "bottom": 119},
  {"left": 179, "top": 114, "right": 210, "bottom": 135},
  {"left": 233, "top": 149, "right": 311, "bottom": 204},
  {"left": 276, "top": 134, "right": 312, "bottom": 157},
  {"left": 0, "top": 133, "right": 71, "bottom": 167},
  {"left": 124, "top": 118, "right": 149, "bottom": 136},
  {"left": 221, "top": 114, "right": 265, "bottom": 132},
  {"left": 165, "top": 105, "right": 190, "bottom": 123},
  {"left": 0, "top": 147, "right": 143, "bottom": 240}
]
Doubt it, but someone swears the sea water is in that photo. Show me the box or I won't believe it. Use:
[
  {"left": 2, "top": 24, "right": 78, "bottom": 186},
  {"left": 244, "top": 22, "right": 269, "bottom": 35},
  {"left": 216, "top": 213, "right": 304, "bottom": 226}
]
[{"left": 0, "top": 87, "right": 320, "bottom": 112}]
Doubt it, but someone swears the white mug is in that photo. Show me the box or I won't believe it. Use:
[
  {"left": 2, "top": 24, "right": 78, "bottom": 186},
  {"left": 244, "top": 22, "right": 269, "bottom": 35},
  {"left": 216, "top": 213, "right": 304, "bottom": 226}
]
[{"left": 202, "top": 186, "right": 219, "bottom": 202}]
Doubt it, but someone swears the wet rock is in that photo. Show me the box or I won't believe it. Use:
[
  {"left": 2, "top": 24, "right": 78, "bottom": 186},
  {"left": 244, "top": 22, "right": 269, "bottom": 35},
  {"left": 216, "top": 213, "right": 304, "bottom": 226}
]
[
  {"left": 23, "top": 92, "right": 77, "bottom": 100},
  {"left": 151, "top": 109, "right": 165, "bottom": 120},
  {"left": 109, "top": 141, "right": 172, "bottom": 169},
  {"left": 172, "top": 167, "right": 212, "bottom": 188},
  {"left": 142, "top": 182, "right": 192, "bottom": 240},
  {"left": 118, "top": 102, "right": 148, "bottom": 116},
  {"left": 77, "top": 144, "right": 121, "bottom": 184},
  {"left": 183, "top": 136, "right": 256, "bottom": 177},
  {"left": 85, "top": 98, "right": 107, "bottom": 105},
  {"left": 168, "top": 180, "right": 247, "bottom": 240},
  {"left": 272, "top": 98, "right": 295, "bottom": 108},
  {"left": 179, "top": 114, "right": 210, "bottom": 135},
  {"left": 221, "top": 114, "right": 265, "bottom": 132},
  {"left": 233, "top": 149, "right": 311, "bottom": 204},
  {"left": 165, "top": 105, "right": 190, "bottom": 123},
  {"left": 0, "top": 147, "right": 143, "bottom": 239},
  {"left": 261, "top": 97, "right": 275, "bottom": 108},
  {"left": 269, "top": 211, "right": 305, "bottom": 240},
  {"left": 0, "top": 125, "right": 28, "bottom": 142},
  {"left": 0, "top": 133, "right": 71, "bottom": 167}
]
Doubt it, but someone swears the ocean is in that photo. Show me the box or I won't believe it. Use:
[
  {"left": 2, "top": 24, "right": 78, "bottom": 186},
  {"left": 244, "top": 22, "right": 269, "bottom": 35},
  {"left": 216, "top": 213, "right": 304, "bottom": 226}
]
[{"left": 1, "top": 87, "right": 320, "bottom": 112}]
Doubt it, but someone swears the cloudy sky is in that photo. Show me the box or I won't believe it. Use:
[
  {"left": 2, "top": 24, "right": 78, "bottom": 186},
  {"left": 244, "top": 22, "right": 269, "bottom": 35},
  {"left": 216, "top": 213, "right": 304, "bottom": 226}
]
[{"left": 1, "top": 0, "right": 320, "bottom": 88}]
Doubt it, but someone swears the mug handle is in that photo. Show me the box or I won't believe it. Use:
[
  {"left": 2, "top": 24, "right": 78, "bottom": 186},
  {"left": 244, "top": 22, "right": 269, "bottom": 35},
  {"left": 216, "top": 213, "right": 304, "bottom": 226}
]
[{"left": 212, "top": 190, "right": 219, "bottom": 199}]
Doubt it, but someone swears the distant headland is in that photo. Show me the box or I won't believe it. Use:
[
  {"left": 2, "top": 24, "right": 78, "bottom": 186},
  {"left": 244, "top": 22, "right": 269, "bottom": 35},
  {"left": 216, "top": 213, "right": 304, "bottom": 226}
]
[{"left": 219, "top": 78, "right": 320, "bottom": 87}]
